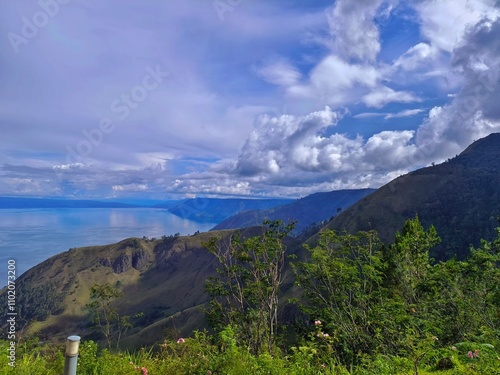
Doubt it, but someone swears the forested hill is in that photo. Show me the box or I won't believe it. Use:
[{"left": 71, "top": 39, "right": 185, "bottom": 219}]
[
  {"left": 323, "top": 133, "right": 500, "bottom": 260},
  {"left": 212, "top": 189, "right": 375, "bottom": 234}
]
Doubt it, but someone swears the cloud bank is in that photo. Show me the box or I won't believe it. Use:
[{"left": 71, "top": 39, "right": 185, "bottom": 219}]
[{"left": 1, "top": 0, "right": 499, "bottom": 198}]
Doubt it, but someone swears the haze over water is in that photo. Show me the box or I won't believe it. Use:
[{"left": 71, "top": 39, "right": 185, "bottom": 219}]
[{"left": 0, "top": 208, "right": 216, "bottom": 284}]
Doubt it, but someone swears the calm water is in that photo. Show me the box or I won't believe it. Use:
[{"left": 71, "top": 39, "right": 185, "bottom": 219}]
[{"left": 0, "top": 208, "right": 216, "bottom": 284}]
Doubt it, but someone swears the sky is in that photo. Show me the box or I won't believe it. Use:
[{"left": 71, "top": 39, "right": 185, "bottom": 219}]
[{"left": 1, "top": 0, "right": 500, "bottom": 200}]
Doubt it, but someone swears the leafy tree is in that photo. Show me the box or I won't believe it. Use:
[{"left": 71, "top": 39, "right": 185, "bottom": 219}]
[
  {"left": 386, "top": 215, "right": 441, "bottom": 305},
  {"left": 293, "top": 229, "right": 386, "bottom": 363},
  {"left": 293, "top": 217, "right": 445, "bottom": 367},
  {"left": 204, "top": 220, "right": 295, "bottom": 354},
  {"left": 86, "top": 283, "right": 136, "bottom": 350},
  {"left": 431, "top": 223, "right": 500, "bottom": 344}
]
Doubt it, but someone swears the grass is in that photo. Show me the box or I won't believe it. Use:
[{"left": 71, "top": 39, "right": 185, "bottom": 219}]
[{"left": 2, "top": 334, "right": 500, "bottom": 375}]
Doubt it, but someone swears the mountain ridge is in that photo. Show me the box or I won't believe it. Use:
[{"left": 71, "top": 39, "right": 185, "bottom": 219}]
[
  {"left": 163, "top": 198, "right": 294, "bottom": 223},
  {"left": 211, "top": 189, "right": 375, "bottom": 234},
  {"left": 2, "top": 134, "right": 500, "bottom": 348},
  {"left": 322, "top": 133, "right": 500, "bottom": 259}
]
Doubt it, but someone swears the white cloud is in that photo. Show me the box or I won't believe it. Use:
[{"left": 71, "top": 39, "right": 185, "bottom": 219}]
[
  {"left": 3, "top": 1, "right": 500, "bottom": 199},
  {"left": 353, "top": 112, "right": 387, "bottom": 119},
  {"left": 288, "top": 55, "right": 380, "bottom": 105},
  {"left": 362, "top": 86, "right": 421, "bottom": 108},
  {"left": 392, "top": 43, "right": 439, "bottom": 71},
  {"left": 233, "top": 107, "right": 340, "bottom": 175},
  {"left": 327, "top": 0, "right": 385, "bottom": 62},
  {"left": 221, "top": 109, "right": 421, "bottom": 192},
  {"left": 415, "top": 0, "right": 499, "bottom": 52},
  {"left": 112, "top": 184, "right": 149, "bottom": 192},
  {"left": 416, "top": 16, "right": 500, "bottom": 160},
  {"left": 384, "top": 108, "right": 425, "bottom": 119},
  {"left": 363, "top": 130, "right": 417, "bottom": 169},
  {"left": 257, "top": 60, "right": 302, "bottom": 86}
]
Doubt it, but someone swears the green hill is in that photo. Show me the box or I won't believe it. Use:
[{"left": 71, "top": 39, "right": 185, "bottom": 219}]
[
  {"left": 0, "top": 228, "right": 301, "bottom": 349},
  {"left": 3, "top": 134, "right": 500, "bottom": 351},
  {"left": 322, "top": 133, "right": 500, "bottom": 259}
]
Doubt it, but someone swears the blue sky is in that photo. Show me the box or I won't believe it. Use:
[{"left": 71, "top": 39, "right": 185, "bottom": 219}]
[{"left": 1, "top": 0, "right": 499, "bottom": 199}]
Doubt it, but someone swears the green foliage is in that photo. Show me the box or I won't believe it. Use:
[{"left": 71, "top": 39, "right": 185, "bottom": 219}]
[
  {"left": 86, "top": 283, "right": 139, "bottom": 350},
  {"left": 293, "top": 215, "right": 500, "bottom": 374},
  {"left": 0, "top": 280, "right": 64, "bottom": 325},
  {"left": 2, "top": 334, "right": 500, "bottom": 375},
  {"left": 293, "top": 228, "right": 386, "bottom": 363},
  {"left": 204, "top": 220, "right": 295, "bottom": 354},
  {"left": 386, "top": 216, "right": 440, "bottom": 304},
  {"left": 4, "top": 216, "right": 500, "bottom": 374}
]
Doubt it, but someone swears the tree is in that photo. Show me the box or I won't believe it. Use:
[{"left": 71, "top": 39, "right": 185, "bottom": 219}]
[
  {"left": 293, "top": 229, "right": 385, "bottom": 363},
  {"left": 386, "top": 215, "right": 441, "bottom": 305},
  {"left": 432, "top": 223, "right": 500, "bottom": 344},
  {"left": 86, "top": 283, "right": 135, "bottom": 350},
  {"left": 204, "top": 220, "right": 295, "bottom": 354}
]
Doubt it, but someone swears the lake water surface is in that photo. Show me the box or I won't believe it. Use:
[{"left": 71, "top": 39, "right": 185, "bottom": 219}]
[{"left": 0, "top": 208, "right": 216, "bottom": 284}]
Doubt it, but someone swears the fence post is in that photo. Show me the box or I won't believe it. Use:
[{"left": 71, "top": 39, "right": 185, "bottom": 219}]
[{"left": 63, "top": 335, "right": 81, "bottom": 375}]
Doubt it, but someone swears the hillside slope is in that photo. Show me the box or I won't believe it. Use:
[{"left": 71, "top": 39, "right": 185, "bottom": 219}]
[
  {"left": 212, "top": 189, "right": 375, "bottom": 234},
  {"left": 322, "top": 133, "right": 500, "bottom": 259},
  {"left": 0, "top": 227, "right": 301, "bottom": 348}
]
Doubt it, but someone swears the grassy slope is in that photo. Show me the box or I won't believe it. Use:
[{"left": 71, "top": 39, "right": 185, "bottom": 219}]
[
  {"left": 1, "top": 232, "right": 222, "bottom": 347},
  {"left": 1, "top": 226, "right": 301, "bottom": 349}
]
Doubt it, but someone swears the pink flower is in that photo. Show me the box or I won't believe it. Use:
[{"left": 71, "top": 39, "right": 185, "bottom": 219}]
[
  {"left": 129, "top": 361, "right": 134, "bottom": 365},
  {"left": 142, "top": 367, "right": 148, "bottom": 375},
  {"left": 467, "top": 351, "right": 473, "bottom": 359},
  {"left": 314, "top": 320, "right": 322, "bottom": 326},
  {"left": 177, "top": 337, "right": 185, "bottom": 343}
]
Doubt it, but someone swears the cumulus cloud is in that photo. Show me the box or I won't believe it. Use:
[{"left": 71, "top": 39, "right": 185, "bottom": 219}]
[
  {"left": 392, "top": 43, "right": 439, "bottom": 71},
  {"left": 287, "top": 55, "right": 380, "bottom": 106},
  {"left": 415, "top": 0, "right": 498, "bottom": 53},
  {"left": 415, "top": 16, "right": 500, "bottom": 160},
  {"left": 232, "top": 107, "right": 340, "bottom": 175},
  {"left": 327, "top": 0, "right": 385, "bottom": 62},
  {"left": 213, "top": 108, "right": 421, "bottom": 194},
  {"left": 2, "top": 0, "right": 500, "bottom": 200}
]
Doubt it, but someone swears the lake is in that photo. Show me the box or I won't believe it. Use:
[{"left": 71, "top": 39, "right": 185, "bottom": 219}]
[{"left": 0, "top": 208, "right": 217, "bottom": 284}]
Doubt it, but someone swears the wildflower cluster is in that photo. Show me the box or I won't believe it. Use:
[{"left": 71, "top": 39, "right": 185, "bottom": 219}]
[
  {"left": 313, "top": 319, "right": 331, "bottom": 339},
  {"left": 129, "top": 361, "right": 148, "bottom": 375},
  {"left": 467, "top": 349, "right": 480, "bottom": 359}
]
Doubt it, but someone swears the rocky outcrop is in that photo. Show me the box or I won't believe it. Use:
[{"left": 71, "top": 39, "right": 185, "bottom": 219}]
[
  {"left": 132, "top": 249, "right": 150, "bottom": 271},
  {"left": 112, "top": 254, "right": 132, "bottom": 274}
]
